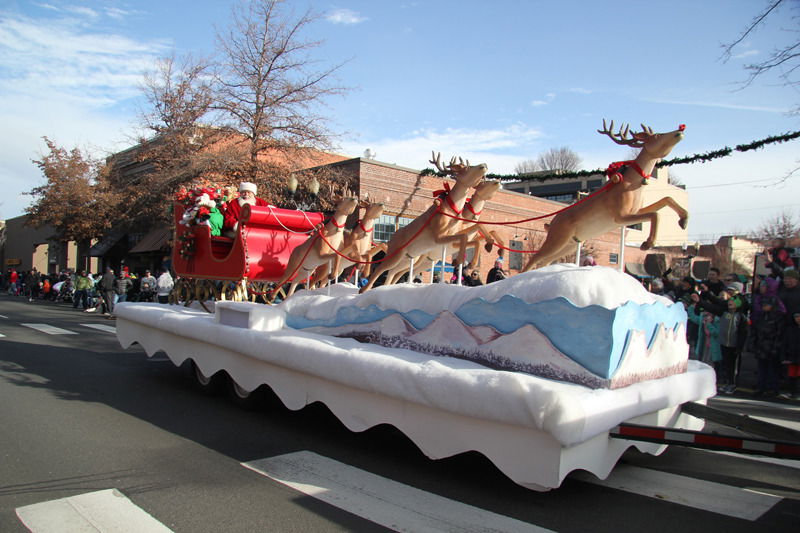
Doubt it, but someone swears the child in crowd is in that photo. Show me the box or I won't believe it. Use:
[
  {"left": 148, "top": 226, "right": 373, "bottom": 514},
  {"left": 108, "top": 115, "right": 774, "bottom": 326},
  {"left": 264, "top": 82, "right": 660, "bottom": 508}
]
[
  {"left": 688, "top": 299, "right": 721, "bottom": 371},
  {"left": 717, "top": 298, "right": 748, "bottom": 394},
  {"left": 751, "top": 276, "right": 786, "bottom": 323},
  {"left": 747, "top": 296, "right": 785, "bottom": 397}
]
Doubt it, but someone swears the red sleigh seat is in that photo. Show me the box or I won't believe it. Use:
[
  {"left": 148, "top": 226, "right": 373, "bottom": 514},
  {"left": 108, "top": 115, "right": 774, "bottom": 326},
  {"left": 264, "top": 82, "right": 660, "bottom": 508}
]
[{"left": 172, "top": 203, "right": 325, "bottom": 282}]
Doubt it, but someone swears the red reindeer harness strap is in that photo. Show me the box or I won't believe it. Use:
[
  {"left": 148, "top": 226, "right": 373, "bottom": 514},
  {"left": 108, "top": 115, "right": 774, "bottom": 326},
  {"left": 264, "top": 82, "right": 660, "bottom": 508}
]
[
  {"left": 432, "top": 182, "right": 463, "bottom": 215},
  {"left": 358, "top": 220, "right": 373, "bottom": 233},
  {"left": 464, "top": 197, "right": 482, "bottom": 217},
  {"left": 605, "top": 160, "right": 652, "bottom": 185}
]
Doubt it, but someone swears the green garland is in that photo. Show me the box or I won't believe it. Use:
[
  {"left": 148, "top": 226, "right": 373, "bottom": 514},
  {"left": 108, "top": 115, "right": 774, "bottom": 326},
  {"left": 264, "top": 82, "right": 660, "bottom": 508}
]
[{"left": 420, "top": 130, "right": 800, "bottom": 182}]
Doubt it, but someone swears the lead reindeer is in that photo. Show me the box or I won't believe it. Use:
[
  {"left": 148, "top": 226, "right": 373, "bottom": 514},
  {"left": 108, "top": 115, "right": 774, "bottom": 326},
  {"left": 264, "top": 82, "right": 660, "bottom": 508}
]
[
  {"left": 271, "top": 190, "right": 359, "bottom": 299},
  {"left": 308, "top": 194, "right": 387, "bottom": 287},
  {"left": 360, "top": 152, "right": 488, "bottom": 292},
  {"left": 522, "top": 120, "right": 688, "bottom": 271}
]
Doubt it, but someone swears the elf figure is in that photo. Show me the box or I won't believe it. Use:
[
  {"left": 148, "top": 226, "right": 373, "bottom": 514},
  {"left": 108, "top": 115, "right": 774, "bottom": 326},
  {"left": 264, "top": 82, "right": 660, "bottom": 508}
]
[{"left": 195, "top": 193, "right": 223, "bottom": 236}]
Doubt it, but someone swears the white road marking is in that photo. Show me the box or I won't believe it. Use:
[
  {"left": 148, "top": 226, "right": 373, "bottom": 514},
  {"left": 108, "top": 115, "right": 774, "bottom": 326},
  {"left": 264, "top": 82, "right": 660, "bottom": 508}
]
[
  {"left": 572, "top": 464, "right": 781, "bottom": 521},
  {"left": 0, "top": 314, "right": 8, "bottom": 318},
  {"left": 244, "top": 451, "right": 553, "bottom": 533},
  {"left": 752, "top": 414, "right": 800, "bottom": 431},
  {"left": 80, "top": 323, "right": 117, "bottom": 333},
  {"left": 16, "top": 488, "right": 173, "bottom": 533},
  {"left": 712, "top": 396, "right": 800, "bottom": 412},
  {"left": 711, "top": 450, "right": 800, "bottom": 469},
  {"left": 21, "top": 323, "right": 77, "bottom": 335},
  {"left": 0, "top": 333, "right": 5, "bottom": 337}
]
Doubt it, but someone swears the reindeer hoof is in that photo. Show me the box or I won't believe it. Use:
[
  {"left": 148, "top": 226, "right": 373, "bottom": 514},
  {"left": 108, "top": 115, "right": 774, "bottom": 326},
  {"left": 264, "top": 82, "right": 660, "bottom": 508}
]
[
  {"left": 484, "top": 241, "right": 494, "bottom": 253},
  {"left": 640, "top": 240, "right": 654, "bottom": 251},
  {"left": 679, "top": 217, "right": 688, "bottom": 230}
]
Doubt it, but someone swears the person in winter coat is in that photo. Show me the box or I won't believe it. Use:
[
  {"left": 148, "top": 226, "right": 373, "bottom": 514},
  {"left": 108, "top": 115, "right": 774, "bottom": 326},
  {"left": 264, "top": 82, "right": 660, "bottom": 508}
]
[
  {"left": 747, "top": 295, "right": 786, "bottom": 397},
  {"left": 779, "top": 269, "right": 800, "bottom": 325},
  {"left": 765, "top": 237, "right": 794, "bottom": 279},
  {"left": 717, "top": 298, "right": 748, "bottom": 394},
  {"left": 114, "top": 273, "right": 133, "bottom": 303},
  {"left": 751, "top": 276, "right": 786, "bottom": 322},
  {"left": 99, "top": 268, "right": 117, "bottom": 316},
  {"left": 782, "top": 312, "right": 800, "bottom": 400},
  {"left": 156, "top": 269, "right": 174, "bottom": 304},
  {"left": 72, "top": 271, "right": 93, "bottom": 310},
  {"left": 687, "top": 299, "right": 722, "bottom": 370}
]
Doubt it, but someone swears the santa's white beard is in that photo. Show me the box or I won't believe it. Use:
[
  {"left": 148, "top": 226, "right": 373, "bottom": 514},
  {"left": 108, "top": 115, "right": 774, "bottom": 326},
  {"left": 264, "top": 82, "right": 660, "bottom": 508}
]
[{"left": 238, "top": 197, "right": 256, "bottom": 207}]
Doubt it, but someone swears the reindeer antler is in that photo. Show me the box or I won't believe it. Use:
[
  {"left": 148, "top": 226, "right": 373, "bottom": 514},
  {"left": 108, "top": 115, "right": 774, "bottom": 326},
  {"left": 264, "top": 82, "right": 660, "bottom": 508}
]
[
  {"left": 430, "top": 151, "right": 471, "bottom": 176},
  {"left": 597, "top": 119, "right": 645, "bottom": 148},
  {"left": 447, "top": 156, "right": 470, "bottom": 175},
  {"left": 430, "top": 151, "right": 452, "bottom": 175}
]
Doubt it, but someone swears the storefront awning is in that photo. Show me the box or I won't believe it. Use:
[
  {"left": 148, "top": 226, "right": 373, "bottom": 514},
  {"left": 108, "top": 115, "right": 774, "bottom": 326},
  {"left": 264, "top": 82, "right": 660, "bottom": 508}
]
[{"left": 128, "top": 228, "right": 172, "bottom": 253}]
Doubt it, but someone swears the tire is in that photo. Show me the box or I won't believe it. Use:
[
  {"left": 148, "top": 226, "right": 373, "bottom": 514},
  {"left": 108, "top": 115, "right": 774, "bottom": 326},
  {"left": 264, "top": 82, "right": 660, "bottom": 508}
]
[
  {"left": 228, "top": 378, "right": 262, "bottom": 409},
  {"left": 191, "top": 361, "right": 223, "bottom": 394}
]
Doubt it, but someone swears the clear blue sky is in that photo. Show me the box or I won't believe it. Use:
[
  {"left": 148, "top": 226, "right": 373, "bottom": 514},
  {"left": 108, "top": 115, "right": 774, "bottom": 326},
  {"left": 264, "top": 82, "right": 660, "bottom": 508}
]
[{"left": 1, "top": 0, "right": 798, "bottom": 243}]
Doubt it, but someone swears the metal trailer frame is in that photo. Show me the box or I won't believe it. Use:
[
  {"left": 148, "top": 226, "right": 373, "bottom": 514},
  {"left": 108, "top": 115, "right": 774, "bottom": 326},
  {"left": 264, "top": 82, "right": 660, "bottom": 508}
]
[{"left": 610, "top": 401, "right": 800, "bottom": 460}]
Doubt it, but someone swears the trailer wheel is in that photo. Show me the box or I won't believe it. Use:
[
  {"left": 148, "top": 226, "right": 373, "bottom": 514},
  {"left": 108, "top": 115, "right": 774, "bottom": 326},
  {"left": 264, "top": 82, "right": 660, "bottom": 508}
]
[
  {"left": 191, "top": 361, "right": 223, "bottom": 394},
  {"left": 228, "top": 379, "right": 261, "bottom": 409}
]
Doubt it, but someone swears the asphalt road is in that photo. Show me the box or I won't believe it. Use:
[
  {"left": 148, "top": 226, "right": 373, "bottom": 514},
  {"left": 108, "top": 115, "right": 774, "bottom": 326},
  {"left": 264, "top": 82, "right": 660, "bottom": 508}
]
[{"left": 0, "top": 295, "right": 798, "bottom": 532}]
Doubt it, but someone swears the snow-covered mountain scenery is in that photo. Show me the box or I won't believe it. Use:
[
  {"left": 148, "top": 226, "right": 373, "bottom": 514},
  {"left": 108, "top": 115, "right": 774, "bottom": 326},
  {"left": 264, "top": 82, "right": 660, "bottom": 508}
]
[{"left": 283, "top": 265, "right": 690, "bottom": 388}]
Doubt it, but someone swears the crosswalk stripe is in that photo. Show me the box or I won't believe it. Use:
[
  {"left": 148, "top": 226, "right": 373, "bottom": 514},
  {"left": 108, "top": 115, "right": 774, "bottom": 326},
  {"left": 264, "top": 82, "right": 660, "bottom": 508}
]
[
  {"left": 713, "top": 396, "right": 800, "bottom": 412},
  {"left": 753, "top": 414, "right": 800, "bottom": 431},
  {"left": 244, "top": 451, "right": 553, "bottom": 533},
  {"left": 16, "top": 488, "right": 173, "bottom": 532},
  {"left": 20, "top": 323, "right": 77, "bottom": 335},
  {"left": 572, "top": 464, "right": 781, "bottom": 520},
  {"left": 80, "top": 323, "right": 117, "bottom": 333}
]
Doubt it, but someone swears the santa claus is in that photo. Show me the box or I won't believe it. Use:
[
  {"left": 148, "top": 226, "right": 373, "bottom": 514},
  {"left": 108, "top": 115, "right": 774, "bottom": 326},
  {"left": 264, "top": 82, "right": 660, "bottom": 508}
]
[{"left": 223, "top": 181, "right": 268, "bottom": 237}]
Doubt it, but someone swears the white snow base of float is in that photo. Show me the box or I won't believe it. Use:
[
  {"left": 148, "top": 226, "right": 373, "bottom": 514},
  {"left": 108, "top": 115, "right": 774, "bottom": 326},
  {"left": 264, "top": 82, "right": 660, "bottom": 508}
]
[{"left": 115, "top": 303, "right": 711, "bottom": 491}]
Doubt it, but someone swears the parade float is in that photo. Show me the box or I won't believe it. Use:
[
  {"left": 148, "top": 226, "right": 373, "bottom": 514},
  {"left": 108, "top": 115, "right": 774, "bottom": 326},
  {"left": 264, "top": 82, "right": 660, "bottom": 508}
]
[{"left": 115, "top": 121, "right": 720, "bottom": 490}]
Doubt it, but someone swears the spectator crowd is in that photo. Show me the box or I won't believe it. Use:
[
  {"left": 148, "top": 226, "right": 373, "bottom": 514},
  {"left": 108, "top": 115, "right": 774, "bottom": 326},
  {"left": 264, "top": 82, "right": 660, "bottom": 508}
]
[
  {"left": 1, "top": 266, "right": 174, "bottom": 319},
  {"left": 647, "top": 238, "right": 799, "bottom": 400}
]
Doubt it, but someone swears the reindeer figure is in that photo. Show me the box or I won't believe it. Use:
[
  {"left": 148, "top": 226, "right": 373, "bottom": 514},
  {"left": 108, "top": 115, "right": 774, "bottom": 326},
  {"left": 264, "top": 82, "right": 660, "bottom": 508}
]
[
  {"left": 383, "top": 179, "right": 503, "bottom": 284},
  {"left": 308, "top": 194, "right": 387, "bottom": 286},
  {"left": 360, "top": 152, "right": 487, "bottom": 292},
  {"left": 271, "top": 190, "right": 359, "bottom": 299},
  {"left": 522, "top": 120, "right": 687, "bottom": 272}
]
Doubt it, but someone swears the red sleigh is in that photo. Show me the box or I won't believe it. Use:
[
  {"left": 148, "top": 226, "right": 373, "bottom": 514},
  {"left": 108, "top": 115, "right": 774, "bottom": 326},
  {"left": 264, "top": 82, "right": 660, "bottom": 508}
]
[{"left": 172, "top": 203, "right": 325, "bottom": 301}]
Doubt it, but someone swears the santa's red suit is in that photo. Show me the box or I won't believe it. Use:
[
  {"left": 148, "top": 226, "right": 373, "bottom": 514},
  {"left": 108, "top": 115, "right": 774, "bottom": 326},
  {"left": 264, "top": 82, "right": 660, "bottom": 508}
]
[{"left": 223, "top": 197, "right": 269, "bottom": 232}]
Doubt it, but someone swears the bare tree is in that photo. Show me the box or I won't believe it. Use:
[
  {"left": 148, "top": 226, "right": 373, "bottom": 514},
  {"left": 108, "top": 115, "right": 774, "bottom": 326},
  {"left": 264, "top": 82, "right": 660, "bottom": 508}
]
[
  {"left": 515, "top": 146, "right": 582, "bottom": 174},
  {"left": 514, "top": 159, "right": 538, "bottom": 175},
  {"left": 213, "top": 0, "right": 347, "bottom": 196},
  {"left": 751, "top": 209, "right": 800, "bottom": 242},
  {"left": 140, "top": 54, "right": 213, "bottom": 137},
  {"left": 722, "top": 0, "right": 800, "bottom": 114},
  {"left": 106, "top": 54, "right": 221, "bottom": 228}
]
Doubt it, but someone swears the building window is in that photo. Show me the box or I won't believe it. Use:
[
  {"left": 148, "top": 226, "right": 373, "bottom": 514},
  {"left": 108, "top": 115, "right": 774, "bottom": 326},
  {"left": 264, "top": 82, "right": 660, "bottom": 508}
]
[
  {"left": 609, "top": 253, "right": 619, "bottom": 265},
  {"left": 542, "top": 193, "right": 574, "bottom": 203},
  {"left": 373, "top": 215, "right": 413, "bottom": 242}
]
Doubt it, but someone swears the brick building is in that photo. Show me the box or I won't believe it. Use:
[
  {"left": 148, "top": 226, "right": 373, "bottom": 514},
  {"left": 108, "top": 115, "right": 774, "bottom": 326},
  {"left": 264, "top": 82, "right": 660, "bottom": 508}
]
[{"left": 313, "top": 157, "right": 658, "bottom": 281}]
